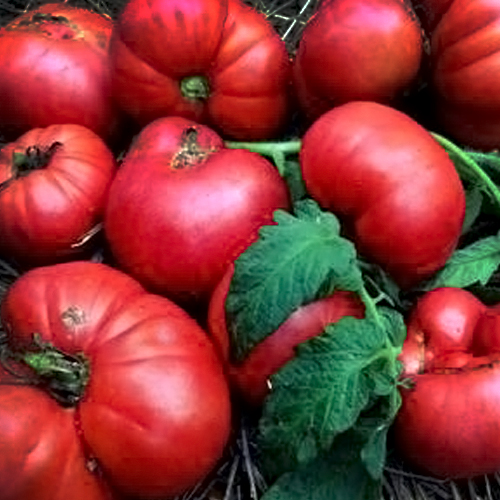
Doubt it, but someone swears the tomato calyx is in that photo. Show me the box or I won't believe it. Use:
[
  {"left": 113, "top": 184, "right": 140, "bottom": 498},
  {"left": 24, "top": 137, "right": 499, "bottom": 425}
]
[
  {"left": 180, "top": 75, "right": 211, "bottom": 102},
  {"left": 172, "top": 126, "right": 215, "bottom": 169},
  {"left": 16, "top": 334, "right": 89, "bottom": 407},
  {"left": 0, "top": 141, "right": 63, "bottom": 194}
]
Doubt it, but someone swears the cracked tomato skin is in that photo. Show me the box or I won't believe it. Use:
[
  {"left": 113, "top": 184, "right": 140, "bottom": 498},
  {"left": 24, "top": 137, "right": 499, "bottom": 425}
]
[
  {"left": 293, "top": 0, "right": 423, "bottom": 121},
  {"left": 395, "top": 287, "right": 500, "bottom": 479},
  {"left": 0, "top": 3, "right": 119, "bottom": 142},
  {"left": 430, "top": 0, "right": 500, "bottom": 149},
  {"left": 0, "top": 124, "right": 117, "bottom": 267},
  {"left": 299, "top": 101, "right": 466, "bottom": 289},
  {"left": 0, "top": 261, "right": 232, "bottom": 500},
  {"left": 104, "top": 116, "right": 290, "bottom": 304},
  {"left": 109, "top": 0, "right": 291, "bottom": 140}
]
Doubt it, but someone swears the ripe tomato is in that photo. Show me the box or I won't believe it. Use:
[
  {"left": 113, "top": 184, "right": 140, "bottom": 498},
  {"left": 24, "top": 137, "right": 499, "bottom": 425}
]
[
  {"left": 300, "top": 101, "right": 465, "bottom": 289},
  {"left": 104, "top": 116, "right": 290, "bottom": 304},
  {"left": 0, "top": 261, "right": 232, "bottom": 499},
  {"left": 207, "top": 263, "right": 365, "bottom": 406},
  {"left": 0, "top": 124, "right": 116, "bottom": 267},
  {"left": 293, "top": 0, "right": 423, "bottom": 121},
  {"left": 0, "top": 366, "right": 118, "bottom": 500},
  {"left": 0, "top": 3, "right": 119, "bottom": 141},
  {"left": 395, "top": 287, "right": 500, "bottom": 478},
  {"left": 430, "top": 0, "right": 500, "bottom": 149},
  {"left": 109, "top": 0, "right": 291, "bottom": 140}
]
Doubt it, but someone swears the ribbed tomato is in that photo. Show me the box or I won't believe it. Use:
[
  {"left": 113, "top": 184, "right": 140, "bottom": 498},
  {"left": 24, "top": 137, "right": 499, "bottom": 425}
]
[
  {"left": 109, "top": 0, "right": 291, "bottom": 140},
  {"left": 0, "top": 261, "right": 232, "bottom": 500},
  {"left": 0, "top": 124, "right": 116, "bottom": 267}
]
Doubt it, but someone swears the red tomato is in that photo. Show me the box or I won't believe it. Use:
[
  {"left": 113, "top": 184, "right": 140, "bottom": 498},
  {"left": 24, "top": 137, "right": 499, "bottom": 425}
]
[
  {"left": 395, "top": 287, "right": 500, "bottom": 478},
  {"left": 0, "top": 124, "right": 116, "bottom": 267},
  {"left": 299, "top": 101, "right": 466, "bottom": 289},
  {"left": 0, "top": 366, "right": 118, "bottom": 500},
  {"left": 109, "top": 0, "right": 291, "bottom": 140},
  {"left": 0, "top": 261, "right": 232, "bottom": 499},
  {"left": 0, "top": 4, "right": 119, "bottom": 141},
  {"left": 104, "top": 116, "right": 290, "bottom": 304},
  {"left": 207, "top": 263, "right": 365, "bottom": 406},
  {"left": 293, "top": 0, "right": 423, "bottom": 121},
  {"left": 430, "top": 0, "right": 500, "bottom": 149}
]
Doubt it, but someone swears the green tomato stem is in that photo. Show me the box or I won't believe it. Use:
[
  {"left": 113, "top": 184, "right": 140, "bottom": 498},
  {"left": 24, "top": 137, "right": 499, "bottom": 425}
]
[
  {"left": 180, "top": 75, "right": 210, "bottom": 102},
  {"left": 225, "top": 139, "right": 302, "bottom": 176},
  {"left": 432, "top": 132, "right": 500, "bottom": 213}
]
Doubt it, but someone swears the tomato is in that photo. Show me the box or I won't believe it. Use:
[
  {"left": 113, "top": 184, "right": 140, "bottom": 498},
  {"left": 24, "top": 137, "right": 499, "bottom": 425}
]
[
  {"left": 430, "top": 0, "right": 500, "bottom": 149},
  {"left": 207, "top": 263, "right": 365, "bottom": 405},
  {"left": 293, "top": 0, "right": 423, "bottom": 121},
  {"left": 0, "top": 366, "right": 118, "bottom": 500},
  {"left": 412, "top": 0, "right": 453, "bottom": 31},
  {"left": 299, "top": 101, "right": 466, "bottom": 289},
  {"left": 109, "top": 0, "right": 291, "bottom": 140},
  {"left": 104, "top": 116, "right": 290, "bottom": 304},
  {"left": 394, "top": 287, "right": 500, "bottom": 478},
  {"left": 0, "top": 124, "right": 116, "bottom": 267},
  {"left": 0, "top": 261, "right": 232, "bottom": 499},
  {"left": 0, "top": 3, "right": 119, "bottom": 142}
]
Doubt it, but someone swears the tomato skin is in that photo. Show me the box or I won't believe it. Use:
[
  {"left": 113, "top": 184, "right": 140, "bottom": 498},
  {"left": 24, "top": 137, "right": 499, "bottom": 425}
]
[
  {"left": 293, "top": 0, "right": 423, "bottom": 121},
  {"left": 299, "top": 101, "right": 465, "bottom": 289},
  {"left": 0, "top": 4, "right": 118, "bottom": 141},
  {"left": 0, "top": 124, "right": 116, "bottom": 267},
  {"left": 395, "top": 287, "right": 500, "bottom": 478},
  {"left": 0, "top": 261, "right": 232, "bottom": 499},
  {"left": 430, "top": 0, "right": 500, "bottom": 149},
  {"left": 104, "top": 117, "right": 290, "bottom": 304},
  {"left": 109, "top": 0, "right": 291, "bottom": 140},
  {"left": 0, "top": 370, "right": 117, "bottom": 500},
  {"left": 207, "top": 263, "right": 365, "bottom": 405}
]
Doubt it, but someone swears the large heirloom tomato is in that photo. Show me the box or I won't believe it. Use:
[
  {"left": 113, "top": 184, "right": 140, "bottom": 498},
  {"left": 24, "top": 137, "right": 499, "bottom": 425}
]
[
  {"left": 104, "top": 117, "right": 290, "bottom": 304},
  {"left": 0, "top": 124, "right": 116, "bottom": 267},
  {"left": 430, "top": 0, "right": 500, "bottom": 149},
  {"left": 109, "top": 0, "right": 291, "bottom": 140},
  {"left": 0, "top": 3, "right": 119, "bottom": 141},
  {"left": 0, "top": 261, "right": 232, "bottom": 500},
  {"left": 300, "top": 101, "right": 465, "bottom": 289},
  {"left": 207, "top": 263, "right": 365, "bottom": 406},
  {"left": 395, "top": 287, "right": 500, "bottom": 478},
  {"left": 293, "top": 0, "right": 423, "bottom": 121}
]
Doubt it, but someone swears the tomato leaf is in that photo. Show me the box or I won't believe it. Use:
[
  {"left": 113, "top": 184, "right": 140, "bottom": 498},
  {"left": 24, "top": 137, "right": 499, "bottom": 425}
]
[
  {"left": 258, "top": 309, "right": 404, "bottom": 479},
  {"left": 260, "top": 431, "right": 382, "bottom": 500},
  {"left": 226, "top": 198, "right": 363, "bottom": 360},
  {"left": 424, "top": 231, "right": 500, "bottom": 289}
]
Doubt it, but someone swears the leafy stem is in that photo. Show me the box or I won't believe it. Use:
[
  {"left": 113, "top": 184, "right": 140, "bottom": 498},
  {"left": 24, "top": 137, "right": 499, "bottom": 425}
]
[
  {"left": 432, "top": 132, "right": 500, "bottom": 213},
  {"left": 225, "top": 139, "right": 302, "bottom": 176}
]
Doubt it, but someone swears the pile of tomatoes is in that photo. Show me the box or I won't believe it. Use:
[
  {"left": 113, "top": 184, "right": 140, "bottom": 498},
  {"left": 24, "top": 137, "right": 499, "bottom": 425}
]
[{"left": 1, "top": 0, "right": 500, "bottom": 498}]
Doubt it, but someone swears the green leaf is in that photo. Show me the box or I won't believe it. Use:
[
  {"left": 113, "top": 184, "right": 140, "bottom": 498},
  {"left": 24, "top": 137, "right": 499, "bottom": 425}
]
[
  {"left": 424, "top": 232, "right": 500, "bottom": 290},
  {"left": 226, "top": 198, "right": 363, "bottom": 360},
  {"left": 258, "top": 313, "right": 403, "bottom": 478},
  {"left": 261, "top": 434, "right": 381, "bottom": 500},
  {"left": 462, "top": 186, "right": 483, "bottom": 235}
]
